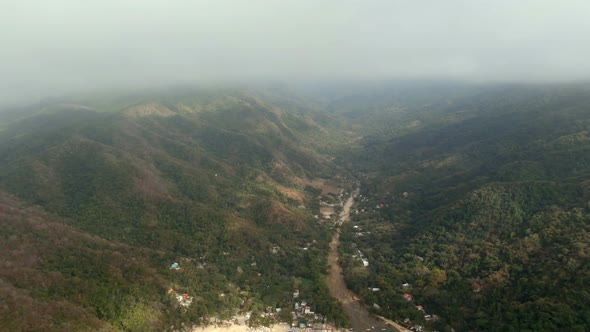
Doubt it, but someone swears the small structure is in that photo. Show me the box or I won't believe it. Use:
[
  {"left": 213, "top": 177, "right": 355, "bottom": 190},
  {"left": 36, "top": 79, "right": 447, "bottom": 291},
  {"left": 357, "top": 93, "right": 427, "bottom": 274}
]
[
  {"left": 169, "top": 290, "right": 193, "bottom": 308},
  {"left": 403, "top": 293, "right": 413, "bottom": 301},
  {"left": 169, "top": 262, "right": 180, "bottom": 270},
  {"left": 416, "top": 305, "right": 424, "bottom": 312},
  {"left": 177, "top": 294, "right": 192, "bottom": 307},
  {"left": 403, "top": 192, "right": 409, "bottom": 198},
  {"left": 294, "top": 289, "right": 300, "bottom": 298}
]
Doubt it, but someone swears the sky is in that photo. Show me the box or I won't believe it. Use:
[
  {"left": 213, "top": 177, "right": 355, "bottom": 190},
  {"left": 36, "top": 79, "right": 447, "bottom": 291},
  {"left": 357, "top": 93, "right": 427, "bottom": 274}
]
[{"left": 2, "top": 0, "right": 590, "bottom": 105}]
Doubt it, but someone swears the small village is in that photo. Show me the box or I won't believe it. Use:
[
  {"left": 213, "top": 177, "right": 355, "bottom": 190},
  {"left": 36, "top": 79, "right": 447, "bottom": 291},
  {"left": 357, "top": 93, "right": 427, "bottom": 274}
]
[
  {"left": 163, "top": 175, "right": 442, "bottom": 332},
  {"left": 288, "top": 288, "right": 337, "bottom": 332},
  {"left": 342, "top": 176, "right": 444, "bottom": 332}
]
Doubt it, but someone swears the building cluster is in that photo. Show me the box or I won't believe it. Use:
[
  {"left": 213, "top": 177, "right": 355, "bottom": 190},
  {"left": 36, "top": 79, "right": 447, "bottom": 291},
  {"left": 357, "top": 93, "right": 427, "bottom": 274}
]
[
  {"left": 290, "top": 290, "right": 334, "bottom": 332},
  {"left": 400, "top": 291, "right": 439, "bottom": 330}
]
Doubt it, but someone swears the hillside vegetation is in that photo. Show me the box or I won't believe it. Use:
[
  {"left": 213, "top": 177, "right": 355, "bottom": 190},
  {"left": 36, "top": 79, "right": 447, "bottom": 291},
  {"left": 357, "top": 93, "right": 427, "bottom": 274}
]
[
  {"left": 3, "top": 82, "right": 590, "bottom": 331},
  {"left": 337, "top": 83, "right": 590, "bottom": 331},
  {"left": 0, "top": 89, "right": 349, "bottom": 331}
]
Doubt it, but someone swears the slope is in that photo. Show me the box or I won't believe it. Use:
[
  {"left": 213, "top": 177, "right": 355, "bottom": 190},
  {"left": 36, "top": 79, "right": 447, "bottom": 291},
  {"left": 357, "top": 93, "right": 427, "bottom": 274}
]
[
  {"left": 336, "top": 83, "right": 590, "bottom": 331},
  {"left": 0, "top": 89, "right": 348, "bottom": 330}
]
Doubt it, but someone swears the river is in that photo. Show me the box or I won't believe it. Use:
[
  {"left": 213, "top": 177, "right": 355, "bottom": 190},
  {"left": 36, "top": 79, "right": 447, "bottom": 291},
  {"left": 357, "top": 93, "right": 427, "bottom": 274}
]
[{"left": 326, "top": 192, "right": 407, "bottom": 332}]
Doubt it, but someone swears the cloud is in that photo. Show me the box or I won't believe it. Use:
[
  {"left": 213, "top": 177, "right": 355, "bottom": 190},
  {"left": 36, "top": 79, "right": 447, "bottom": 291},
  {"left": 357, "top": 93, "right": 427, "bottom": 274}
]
[{"left": 2, "top": 0, "right": 590, "bottom": 104}]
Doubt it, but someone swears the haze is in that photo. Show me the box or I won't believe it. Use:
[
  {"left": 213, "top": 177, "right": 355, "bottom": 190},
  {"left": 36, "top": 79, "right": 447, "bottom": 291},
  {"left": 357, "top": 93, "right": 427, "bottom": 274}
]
[{"left": 2, "top": 0, "right": 590, "bottom": 106}]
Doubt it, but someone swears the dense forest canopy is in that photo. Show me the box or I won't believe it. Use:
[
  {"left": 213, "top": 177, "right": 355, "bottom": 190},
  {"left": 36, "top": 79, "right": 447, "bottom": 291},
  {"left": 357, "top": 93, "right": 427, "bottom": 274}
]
[
  {"left": 336, "top": 82, "right": 590, "bottom": 331},
  {"left": 1, "top": 81, "right": 590, "bottom": 331}
]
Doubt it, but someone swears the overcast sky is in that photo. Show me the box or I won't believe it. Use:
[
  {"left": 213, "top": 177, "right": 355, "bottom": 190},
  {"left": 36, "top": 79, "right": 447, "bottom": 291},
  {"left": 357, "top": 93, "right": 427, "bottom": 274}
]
[{"left": 2, "top": 0, "right": 590, "bottom": 105}]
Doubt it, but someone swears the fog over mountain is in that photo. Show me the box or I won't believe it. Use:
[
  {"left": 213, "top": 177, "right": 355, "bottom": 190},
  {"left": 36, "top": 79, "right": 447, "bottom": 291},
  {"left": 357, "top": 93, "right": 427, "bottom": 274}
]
[{"left": 2, "top": 0, "right": 590, "bottom": 105}]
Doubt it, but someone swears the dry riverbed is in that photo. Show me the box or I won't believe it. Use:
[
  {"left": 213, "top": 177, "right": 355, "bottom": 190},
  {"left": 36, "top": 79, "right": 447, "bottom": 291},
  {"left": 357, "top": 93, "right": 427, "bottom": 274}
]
[{"left": 326, "top": 193, "right": 408, "bottom": 332}]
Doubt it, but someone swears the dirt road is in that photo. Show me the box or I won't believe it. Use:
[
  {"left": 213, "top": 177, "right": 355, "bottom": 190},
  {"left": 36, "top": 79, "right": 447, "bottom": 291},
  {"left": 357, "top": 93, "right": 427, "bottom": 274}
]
[{"left": 326, "top": 193, "right": 408, "bottom": 332}]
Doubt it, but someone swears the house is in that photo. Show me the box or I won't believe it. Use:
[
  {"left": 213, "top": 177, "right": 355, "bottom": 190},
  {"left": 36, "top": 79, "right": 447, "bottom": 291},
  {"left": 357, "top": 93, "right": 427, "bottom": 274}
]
[
  {"left": 403, "top": 293, "right": 413, "bottom": 301},
  {"left": 304, "top": 306, "right": 312, "bottom": 314},
  {"left": 294, "top": 289, "right": 300, "bottom": 298},
  {"left": 175, "top": 293, "right": 193, "bottom": 307},
  {"left": 415, "top": 305, "right": 424, "bottom": 312},
  {"left": 401, "top": 283, "right": 410, "bottom": 289}
]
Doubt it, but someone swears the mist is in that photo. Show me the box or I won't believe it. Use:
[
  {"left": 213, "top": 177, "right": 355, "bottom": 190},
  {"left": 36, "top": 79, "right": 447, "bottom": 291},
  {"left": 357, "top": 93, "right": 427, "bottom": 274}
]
[{"left": 2, "top": 0, "right": 590, "bottom": 106}]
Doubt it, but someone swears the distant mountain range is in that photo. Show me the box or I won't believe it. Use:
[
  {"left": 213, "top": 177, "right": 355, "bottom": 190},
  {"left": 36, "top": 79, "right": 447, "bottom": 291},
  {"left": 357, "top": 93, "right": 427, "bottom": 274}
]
[{"left": 2, "top": 82, "right": 590, "bottom": 331}]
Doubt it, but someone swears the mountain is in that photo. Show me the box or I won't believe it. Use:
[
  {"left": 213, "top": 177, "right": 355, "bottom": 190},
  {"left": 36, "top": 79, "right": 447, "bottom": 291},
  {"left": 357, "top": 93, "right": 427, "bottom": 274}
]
[
  {"left": 0, "top": 88, "right": 350, "bottom": 330},
  {"left": 336, "top": 83, "right": 590, "bottom": 331},
  {"left": 3, "top": 82, "right": 590, "bottom": 331}
]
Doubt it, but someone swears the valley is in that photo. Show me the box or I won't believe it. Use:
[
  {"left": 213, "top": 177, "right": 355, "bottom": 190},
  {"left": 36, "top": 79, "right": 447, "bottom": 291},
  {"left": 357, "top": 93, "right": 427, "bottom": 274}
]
[
  {"left": 2, "top": 82, "right": 590, "bottom": 331},
  {"left": 326, "top": 190, "right": 406, "bottom": 332}
]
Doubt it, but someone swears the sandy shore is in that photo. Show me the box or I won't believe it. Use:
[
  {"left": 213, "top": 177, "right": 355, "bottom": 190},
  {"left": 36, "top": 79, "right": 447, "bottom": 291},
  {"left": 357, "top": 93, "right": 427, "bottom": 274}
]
[
  {"left": 193, "top": 324, "right": 350, "bottom": 332},
  {"left": 192, "top": 324, "right": 291, "bottom": 332}
]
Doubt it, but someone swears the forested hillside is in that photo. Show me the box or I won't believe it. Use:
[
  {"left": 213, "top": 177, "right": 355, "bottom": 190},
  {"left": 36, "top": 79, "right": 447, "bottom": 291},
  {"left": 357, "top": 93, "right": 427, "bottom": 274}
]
[
  {"left": 337, "top": 84, "right": 590, "bottom": 331},
  {"left": 0, "top": 88, "right": 350, "bottom": 331},
  {"left": 3, "top": 82, "right": 590, "bottom": 331}
]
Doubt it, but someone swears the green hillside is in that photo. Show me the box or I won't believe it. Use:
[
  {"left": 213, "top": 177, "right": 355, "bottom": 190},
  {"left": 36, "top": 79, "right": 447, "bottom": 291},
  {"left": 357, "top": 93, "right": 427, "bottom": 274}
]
[
  {"left": 3, "top": 82, "right": 590, "bottom": 331},
  {"left": 337, "top": 84, "right": 590, "bottom": 331},
  {"left": 0, "top": 89, "right": 349, "bottom": 331}
]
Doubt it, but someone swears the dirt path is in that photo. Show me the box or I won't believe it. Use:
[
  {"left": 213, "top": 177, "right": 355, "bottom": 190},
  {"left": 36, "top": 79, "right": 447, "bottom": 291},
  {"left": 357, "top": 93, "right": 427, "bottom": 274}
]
[{"left": 326, "top": 193, "right": 408, "bottom": 332}]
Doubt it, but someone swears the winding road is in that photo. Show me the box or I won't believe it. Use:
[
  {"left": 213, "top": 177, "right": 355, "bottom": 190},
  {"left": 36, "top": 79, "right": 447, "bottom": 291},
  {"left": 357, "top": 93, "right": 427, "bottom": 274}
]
[{"left": 326, "top": 192, "right": 407, "bottom": 332}]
